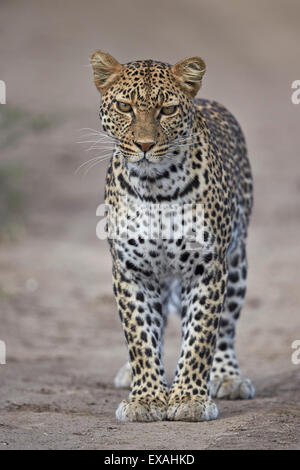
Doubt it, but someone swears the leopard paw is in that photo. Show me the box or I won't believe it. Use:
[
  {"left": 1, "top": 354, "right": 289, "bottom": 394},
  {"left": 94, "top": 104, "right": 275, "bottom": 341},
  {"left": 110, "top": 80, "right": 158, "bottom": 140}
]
[
  {"left": 116, "top": 396, "right": 167, "bottom": 422},
  {"left": 167, "top": 398, "right": 218, "bottom": 422},
  {"left": 114, "top": 362, "right": 131, "bottom": 389},
  {"left": 210, "top": 376, "right": 255, "bottom": 400}
]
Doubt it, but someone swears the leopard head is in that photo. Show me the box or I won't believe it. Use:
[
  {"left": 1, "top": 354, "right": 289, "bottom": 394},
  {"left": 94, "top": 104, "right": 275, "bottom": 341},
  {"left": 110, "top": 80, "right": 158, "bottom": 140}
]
[{"left": 90, "top": 51, "right": 205, "bottom": 165}]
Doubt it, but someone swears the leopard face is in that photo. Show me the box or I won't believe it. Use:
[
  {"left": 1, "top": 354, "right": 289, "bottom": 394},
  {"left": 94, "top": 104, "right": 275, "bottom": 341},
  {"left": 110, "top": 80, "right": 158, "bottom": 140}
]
[{"left": 91, "top": 52, "right": 206, "bottom": 168}]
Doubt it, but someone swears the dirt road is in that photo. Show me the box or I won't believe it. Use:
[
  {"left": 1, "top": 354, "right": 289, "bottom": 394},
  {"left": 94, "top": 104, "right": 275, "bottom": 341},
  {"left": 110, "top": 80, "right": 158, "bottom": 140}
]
[{"left": 0, "top": 0, "right": 299, "bottom": 449}]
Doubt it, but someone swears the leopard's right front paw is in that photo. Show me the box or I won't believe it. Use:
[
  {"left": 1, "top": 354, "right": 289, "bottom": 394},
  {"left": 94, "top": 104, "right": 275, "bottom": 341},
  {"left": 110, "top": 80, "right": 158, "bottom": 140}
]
[
  {"left": 167, "top": 397, "right": 218, "bottom": 422},
  {"left": 116, "top": 396, "right": 168, "bottom": 422}
]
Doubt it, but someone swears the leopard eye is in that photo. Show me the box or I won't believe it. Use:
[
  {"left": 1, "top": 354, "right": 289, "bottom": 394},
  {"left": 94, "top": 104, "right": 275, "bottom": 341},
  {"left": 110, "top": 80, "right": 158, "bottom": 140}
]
[
  {"left": 116, "top": 101, "right": 132, "bottom": 113},
  {"left": 161, "top": 105, "right": 178, "bottom": 116}
]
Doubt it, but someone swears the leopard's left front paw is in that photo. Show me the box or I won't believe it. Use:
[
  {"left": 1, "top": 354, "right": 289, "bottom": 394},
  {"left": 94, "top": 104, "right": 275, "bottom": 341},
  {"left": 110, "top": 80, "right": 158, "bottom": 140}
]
[{"left": 167, "top": 397, "right": 218, "bottom": 422}]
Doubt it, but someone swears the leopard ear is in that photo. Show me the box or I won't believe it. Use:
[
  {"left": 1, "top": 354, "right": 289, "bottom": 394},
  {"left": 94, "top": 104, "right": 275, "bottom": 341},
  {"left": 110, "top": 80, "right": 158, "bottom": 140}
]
[
  {"left": 171, "top": 57, "right": 206, "bottom": 97},
  {"left": 90, "top": 51, "right": 122, "bottom": 93}
]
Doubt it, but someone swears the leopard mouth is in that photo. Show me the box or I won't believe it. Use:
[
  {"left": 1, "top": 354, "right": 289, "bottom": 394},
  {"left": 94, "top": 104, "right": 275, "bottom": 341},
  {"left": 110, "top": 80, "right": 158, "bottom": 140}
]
[
  {"left": 118, "top": 141, "right": 172, "bottom": 166},
  {"left": 124, "top": 152, "right": 164, "bottom": 164}
]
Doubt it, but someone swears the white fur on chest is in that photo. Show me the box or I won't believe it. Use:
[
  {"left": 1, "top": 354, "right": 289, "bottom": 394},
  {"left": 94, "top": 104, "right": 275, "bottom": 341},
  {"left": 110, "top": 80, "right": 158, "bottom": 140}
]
[{"left": 111, "top": 198, "right": 211, "bottom": 281}]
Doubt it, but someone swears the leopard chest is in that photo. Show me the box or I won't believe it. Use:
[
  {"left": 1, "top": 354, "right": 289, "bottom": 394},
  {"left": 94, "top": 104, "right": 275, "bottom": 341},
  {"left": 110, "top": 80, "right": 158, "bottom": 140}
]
[
  {"left": 112, "top": 235, "right": 213, "bottom": 281},
  {"left": 109, "top": 190, "right": 215, "bottom": 283}
]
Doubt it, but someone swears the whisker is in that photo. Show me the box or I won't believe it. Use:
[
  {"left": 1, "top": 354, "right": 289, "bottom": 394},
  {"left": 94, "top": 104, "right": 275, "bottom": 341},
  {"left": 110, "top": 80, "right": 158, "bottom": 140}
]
[
  {"left": 87, "top": 147, "right": 115, "bottom": 152},
  {"left": 78, "top": 138, "right": 117, "bottom": 146},
  {"left": 78, "top": 137, "right": 116, "bottom": 143},
  {"left": 83, "top": 155, "right": 112, "bottom": 175},
  {"left": 78, "top": 127, "right": 107, "bottom": 135},
  {"left": 75, "top": 153, "right": 113, "bottom": 175},
  {"left": 77, "top": 128, "right": 117, "bottom": 141}
]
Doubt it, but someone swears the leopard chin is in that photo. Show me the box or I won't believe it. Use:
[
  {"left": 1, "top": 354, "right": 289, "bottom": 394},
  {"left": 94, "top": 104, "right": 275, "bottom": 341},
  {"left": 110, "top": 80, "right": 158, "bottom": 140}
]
[{"left": 127, "top": 157, "right": 170, "bottom": 177}]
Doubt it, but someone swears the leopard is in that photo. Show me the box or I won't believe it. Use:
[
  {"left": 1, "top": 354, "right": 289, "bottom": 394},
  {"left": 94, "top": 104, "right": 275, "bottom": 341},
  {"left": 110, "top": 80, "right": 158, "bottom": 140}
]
[{"left": 90, "top": 50, "right": 255, "bottom": 422}]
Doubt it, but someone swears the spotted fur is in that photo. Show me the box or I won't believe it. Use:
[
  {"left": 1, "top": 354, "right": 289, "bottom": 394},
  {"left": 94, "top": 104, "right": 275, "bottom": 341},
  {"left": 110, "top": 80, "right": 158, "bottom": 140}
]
[{"left": 90, "top": 52, "right": 255, "bottom": 422}]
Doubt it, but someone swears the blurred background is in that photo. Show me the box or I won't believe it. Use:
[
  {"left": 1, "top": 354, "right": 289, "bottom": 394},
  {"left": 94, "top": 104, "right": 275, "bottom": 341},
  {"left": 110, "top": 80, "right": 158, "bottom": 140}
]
[{"left": 0, "top": 0, "right": 299, "bottom": 450}]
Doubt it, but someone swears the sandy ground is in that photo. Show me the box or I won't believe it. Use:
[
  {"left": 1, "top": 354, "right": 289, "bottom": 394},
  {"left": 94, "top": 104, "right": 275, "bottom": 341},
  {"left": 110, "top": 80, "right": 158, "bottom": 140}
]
[{"left": 0, "top": 0, "right": 300, "bottom": 450}]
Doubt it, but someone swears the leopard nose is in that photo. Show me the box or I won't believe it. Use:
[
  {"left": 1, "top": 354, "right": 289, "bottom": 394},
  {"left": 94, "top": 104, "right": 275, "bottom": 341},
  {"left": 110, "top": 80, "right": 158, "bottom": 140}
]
[{"left": 135, "top": 141, "right": 155, "bottom": 152}]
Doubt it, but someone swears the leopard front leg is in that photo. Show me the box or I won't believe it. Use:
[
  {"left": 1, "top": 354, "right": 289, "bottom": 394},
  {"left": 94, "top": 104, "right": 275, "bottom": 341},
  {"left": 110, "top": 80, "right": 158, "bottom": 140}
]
[
  {"left": 168, "top": 260, "right": 227, "bottom": 422},
  {"left": 210, "top": 240, "right": 255, "bottom": 399},
  {"left": 113, "top": 267, "right": 168, "bottom": 422}
]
